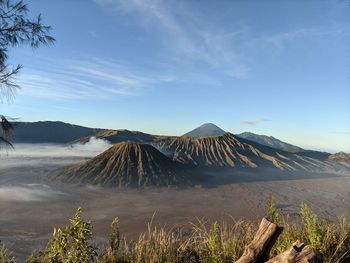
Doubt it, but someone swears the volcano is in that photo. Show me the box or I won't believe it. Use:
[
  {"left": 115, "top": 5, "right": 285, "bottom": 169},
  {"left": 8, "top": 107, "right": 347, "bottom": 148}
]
[
  {"left": 182, "top": 123, "right": 226, "bottom": 137},
  {"left": 153, "top": 133, "right": 338, "bottom": 172},
  {"left": 58, "top": 142, "right": 187, "bottom": 187}
]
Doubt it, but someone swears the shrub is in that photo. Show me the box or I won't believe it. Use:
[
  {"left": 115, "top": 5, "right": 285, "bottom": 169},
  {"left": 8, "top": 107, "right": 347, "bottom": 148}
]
[
  {"left": 27, "top": 207, "right": 97, "bottom": 263},
  {"left": 267, "top": 196, "right": 282, "bottom": 225},
  {"left": 0, "top": 241, "right": 16, "bottom": 263},
  {"left": 2, "top": 201, "right": 350, "bottom": 263},
  {"left": 300, "top": 202, "right": 323, "bottom": 249}
]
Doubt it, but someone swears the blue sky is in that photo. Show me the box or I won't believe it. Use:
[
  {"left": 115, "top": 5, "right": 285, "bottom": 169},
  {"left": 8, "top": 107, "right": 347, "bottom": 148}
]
[{"left": 1, "top": 0, "right": 349, "bottom": 152}]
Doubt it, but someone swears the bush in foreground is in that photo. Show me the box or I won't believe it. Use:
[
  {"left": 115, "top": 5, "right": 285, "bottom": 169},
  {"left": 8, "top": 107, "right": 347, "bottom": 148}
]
[{"left": 1, "top": 200, "right": 350, "bottom": 263}]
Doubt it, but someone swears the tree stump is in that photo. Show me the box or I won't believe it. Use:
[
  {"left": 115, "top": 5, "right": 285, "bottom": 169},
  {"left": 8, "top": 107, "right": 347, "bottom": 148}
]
[
  {"left": 236, "top": 217, "right": 283, "bottom": 263},
  {"left": 235, "top": 218, "right": 315, "bottom": 263},
  {"left": 266, "top": 240, "right": 315, "bottom": 263}
]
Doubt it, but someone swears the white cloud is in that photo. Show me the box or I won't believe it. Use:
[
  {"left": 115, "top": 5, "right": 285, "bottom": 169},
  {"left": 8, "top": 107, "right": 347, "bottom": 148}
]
[
  {"left": 16, "top": 1, "right": 348, "bottom": 101},
  {"left": 248, "top": 25, "right": 350, "bottom": 58},
  {"left": 94, "top": 0, "right": 349, "bottom": 80},
  {"left": 241, "top": 118, "right": 271, "bottom": 126},
  {"left": 2, "top": 137, "right": 112, "bottom": 159},
  {"left": 94, "top": 0, "right": 250, "bottom": 78},
  {"left": 17, "top": 57, "right": 175, "bottom": 100},
  {"left": 0, "top": 137, "right": 113, "bottom": 168},
  {"left": 69, "top": 136, "right": 113, "bottom": 154}
]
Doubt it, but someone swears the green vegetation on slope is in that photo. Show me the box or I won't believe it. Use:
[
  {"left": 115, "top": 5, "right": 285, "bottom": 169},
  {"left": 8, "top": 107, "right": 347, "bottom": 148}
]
[{"left": 2, "top": 201, "right": 350, "bottom": 263}]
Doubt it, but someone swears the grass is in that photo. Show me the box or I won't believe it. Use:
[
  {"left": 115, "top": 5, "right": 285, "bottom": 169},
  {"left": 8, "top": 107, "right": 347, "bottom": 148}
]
[{"left": 2, "top": 200, "right": 350, "bottom": 263}]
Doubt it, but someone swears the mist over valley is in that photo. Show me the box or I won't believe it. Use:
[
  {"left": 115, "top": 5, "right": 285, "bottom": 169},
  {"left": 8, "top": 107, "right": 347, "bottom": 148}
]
[{"left": 1, "top": 121, "right": 349, "bottom": 260}]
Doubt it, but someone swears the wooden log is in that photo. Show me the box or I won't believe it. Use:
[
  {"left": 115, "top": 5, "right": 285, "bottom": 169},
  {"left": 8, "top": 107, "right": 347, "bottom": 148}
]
[
  {"left": 265, "top": 240, "right": 315, "bottom": 263},
  {"left": 236, "top": 217, "right": 283, "bottom": 263}
]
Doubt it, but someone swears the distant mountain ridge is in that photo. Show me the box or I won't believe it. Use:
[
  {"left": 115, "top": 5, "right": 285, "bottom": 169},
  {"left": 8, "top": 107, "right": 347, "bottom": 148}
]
[
  {"left": 10, "top": 121, "right": 339, "bottom": 165},
  {"left": 58, "top": 132, "right": 348, "bottom": 188},
  {"left": 12, "top": 121, "right": 100, "bottom": 143},
  {"left": 11, "top": 121, "right": 303, "bottom": 155},
  {"left": 182, "top": 124, "right": 303, "bottom": 152},
  {"left": 237, "top": 132, "right": 303, "bottom": 152},
  {"left": 328, "top": 152, "right": 350, "bottom": 168},
  {"left": 153, "top": 133, "right": 337, "bottom": 172},
  {"left": 70, "top": 129, "right": 159, "bottom": 145},
  {"left": 182, "top": 123, "right": 226, "bottom": 137},
  {"left": 34, "top": 121, "right": 348, "bottom": 188}
]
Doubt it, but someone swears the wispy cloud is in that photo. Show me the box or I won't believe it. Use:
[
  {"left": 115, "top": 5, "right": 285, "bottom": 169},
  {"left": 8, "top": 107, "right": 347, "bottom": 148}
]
[
  {"left": 94, "top": 0, "right": 250, "bottom": 78},
  {"left": 240, "top": 118, "right": 271, "bottom": 126},
  {"left": 253, "top": 26, "right": 350, "bottom": 55},
  {"left": 16, "top": 1, "right": 348, "bottom": 101},
  {"left": 17, "top": 57, "right": 174, "bottom": 100},
  {"left": 89, "top": 30, "right": 98, "bottom": 38},
  {"left": 93, "top": 0, "right": 349, "bottom": 79}
]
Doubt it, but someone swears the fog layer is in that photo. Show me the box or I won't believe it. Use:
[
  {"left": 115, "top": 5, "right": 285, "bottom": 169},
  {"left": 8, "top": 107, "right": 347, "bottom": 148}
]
[
  {"left": 0, "top": 137, "right": 112, "bottom": 168},
  {"left": 0, "top": 184, "right": 66, "bottom": 201}
]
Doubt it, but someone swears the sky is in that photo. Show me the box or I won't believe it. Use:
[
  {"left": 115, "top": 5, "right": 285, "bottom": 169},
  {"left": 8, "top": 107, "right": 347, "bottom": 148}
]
[{"left": 1, "top": 0, "right": 349, "bottom": 152}]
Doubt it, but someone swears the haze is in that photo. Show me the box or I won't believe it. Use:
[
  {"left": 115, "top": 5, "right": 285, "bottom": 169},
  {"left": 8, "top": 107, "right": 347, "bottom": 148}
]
[{"left": 1, "top": 138, "right": 349, "bottom": 260}]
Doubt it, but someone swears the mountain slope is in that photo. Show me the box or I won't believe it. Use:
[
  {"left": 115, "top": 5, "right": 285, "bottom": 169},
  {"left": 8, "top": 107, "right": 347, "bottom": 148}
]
[
  {"left": 237, "top": 132, "right": 303, "bottom": 152},
  {"left": 12, "top": 121, "right": 100, "bottom": 143},
  {"left": 153, "top": 133, "right": 337, "bottom": 172},
  {"left": 58, "top": 142, "right": 187, "bottom": 187},
  {"left": 328, "top": 152, "right": 350, "bottom": 168},
  {"left": 70, "top": 129, "right": 158, "bottom": 145},
  {"left": 183, "top": 123, "right": 226, "bottom": 137}
]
